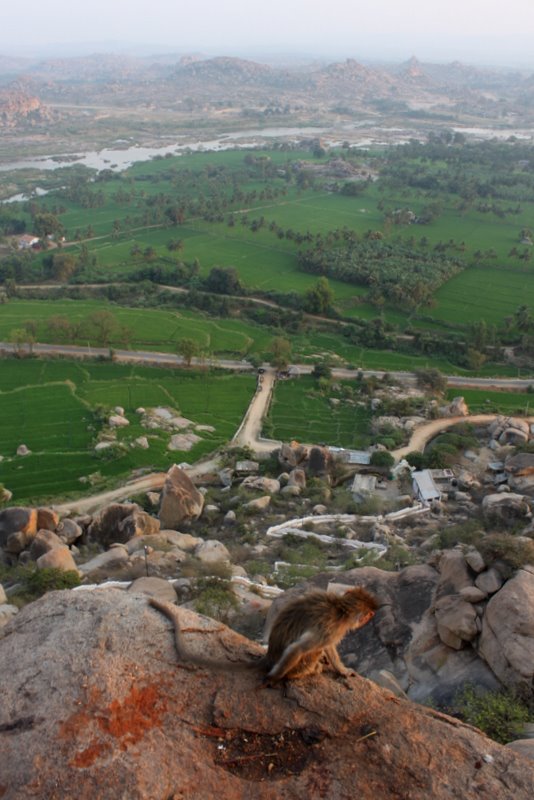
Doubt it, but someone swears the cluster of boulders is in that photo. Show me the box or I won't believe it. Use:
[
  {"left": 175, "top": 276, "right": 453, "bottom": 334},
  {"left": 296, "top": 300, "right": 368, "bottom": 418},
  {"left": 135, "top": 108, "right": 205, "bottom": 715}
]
[
  {"left": 373, "top": 414, "right": 427, "bottom": 435},
  {"left": 277, "top": 442, "right": 334, "bottom": 478},
  {"left": 488, "top": 416, "right": 533, "bottom": 448},
  {"left": 94, "top": 405, "right": 214, "bottom": 457},
  {"left": 0, "top": 506, "right": 81, "bottom": 573},
  {"left": 298, "top": 546, "right": 534, "bottom": 706},
  {"left": 141, "top": 405, "right": 214, "bottom": 452}
]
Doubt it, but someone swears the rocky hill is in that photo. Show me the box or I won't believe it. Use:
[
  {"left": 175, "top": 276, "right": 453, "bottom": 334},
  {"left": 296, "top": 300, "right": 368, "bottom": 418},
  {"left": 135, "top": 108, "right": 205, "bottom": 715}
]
[
  {"left": 0, "top": 82, "right": 54, "bottom": 129},
  {"left": 2, "top": 51, "right": 533, "bottom": 120},
  {"left": 1, "top": 587, "right": 533, "bottom": 799}
]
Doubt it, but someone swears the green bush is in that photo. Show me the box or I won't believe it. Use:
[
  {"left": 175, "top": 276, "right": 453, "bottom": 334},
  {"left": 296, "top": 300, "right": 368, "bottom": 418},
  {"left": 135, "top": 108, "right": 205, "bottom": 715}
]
[
  {"left": 405, "top": 451, "right": 427, "bottom": 470},
  {"left": 437, "top": 521, "right": 483, "bottom": 549},
  {"left": 451, "top": 684, "right": 531, "bottom": 744},
  {"left": 370, "top": 450, "right": 395, "bottom": 468},
  {"left": 3, "top": 566, "right": 81, "bottom": 603},
  {"left": 194, "top": 577, "right": 238, "bottom": 622},
  {"left": 478, "top": 534, "right": 534, "bottom": 576}
]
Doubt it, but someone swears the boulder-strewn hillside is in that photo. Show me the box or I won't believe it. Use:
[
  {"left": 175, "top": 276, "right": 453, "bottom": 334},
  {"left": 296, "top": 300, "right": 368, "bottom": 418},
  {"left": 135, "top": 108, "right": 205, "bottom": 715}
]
[
  {"left": 1, "top": 588, "right": 533, "bottom": 799},
  {"left": 2, "top": 51, "right": 533, "bottom": 119},
  {"left": 0, "top": 82, "right": 54, "bottom": 129}
]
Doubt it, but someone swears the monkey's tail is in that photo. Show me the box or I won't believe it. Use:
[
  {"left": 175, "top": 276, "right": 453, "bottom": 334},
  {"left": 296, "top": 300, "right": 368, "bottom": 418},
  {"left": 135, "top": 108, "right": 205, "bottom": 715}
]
[{"left": 148, "top": 597, "right": 268, "bottom": 674}]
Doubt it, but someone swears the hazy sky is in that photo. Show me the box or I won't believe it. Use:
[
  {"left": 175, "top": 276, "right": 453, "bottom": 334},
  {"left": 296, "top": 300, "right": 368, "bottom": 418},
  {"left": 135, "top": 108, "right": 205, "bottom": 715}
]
[{"left": 3, "top": 0, "right": 534, "bottom": 66}]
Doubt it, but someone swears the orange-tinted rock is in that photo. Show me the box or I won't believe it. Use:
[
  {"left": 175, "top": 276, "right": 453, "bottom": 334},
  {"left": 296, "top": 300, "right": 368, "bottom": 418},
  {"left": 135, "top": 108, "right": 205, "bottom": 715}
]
[{"left": 0, "top": 589, "right": 532, "bottom": 799}]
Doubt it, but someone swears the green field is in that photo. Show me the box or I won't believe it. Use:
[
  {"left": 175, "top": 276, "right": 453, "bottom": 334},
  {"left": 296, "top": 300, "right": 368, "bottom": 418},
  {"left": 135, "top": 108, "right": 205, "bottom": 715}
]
[
  {"left": 2, "top": 298, "right": 527, "bottom": 377},
  {"left": 446, "top": 387, "right": 534, "bottom": 415},
  {"left": 265, "top": 376, "right": 371, "bottom": 448},
  {"left": 0, "top": 359, "right": 254, "bottom": 503},
  {"left": 20, "top": 144, "right": 532, "bottom": 328}
]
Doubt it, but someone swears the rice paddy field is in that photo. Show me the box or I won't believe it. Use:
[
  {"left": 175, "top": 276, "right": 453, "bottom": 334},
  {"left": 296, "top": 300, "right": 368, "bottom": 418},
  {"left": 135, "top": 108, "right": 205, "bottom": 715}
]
[
  {"left": 264, "top": 376, "right": 371, "bottom": 449},
  {"left": 0, "top": 359, "right": 254, "bottom": 503},
  {"left": 3, "top": 298, "right": 519, "bottom": 376},
  {"left": 21, "top": 145, "right": 534, "bottom": 331}
]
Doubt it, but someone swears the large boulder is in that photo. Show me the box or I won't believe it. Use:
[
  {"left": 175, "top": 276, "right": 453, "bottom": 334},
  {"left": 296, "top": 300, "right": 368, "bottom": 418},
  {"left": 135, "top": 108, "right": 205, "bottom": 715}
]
[
  {"left": 88, "top": 504, "right": 160, "bottom": 547},
  {"left": 29, "top": 530, "right": 64, "bottom": 560},
  {"left": 36, "top": 508, "right": 59, "bottom": 531},
  {"left": 439, "top": 397, "right": 469, "bottom": 417},
  {"left": 434, "top": 550, "right": 474, "bottom": 600},
  {"left": 306, "top": 446, "right": 333, "bottom": 477},
  {"left": 158, "top": 466, "right": 204, "bottom": 529},
  {"left": 194, "top": 540, "right": 230, "bottom": 564},
  {"left": 482, "top": 493, "right": 531, "bottom": 525},
  {"left": 128, "top": 576, "right": 177, "bottom": 603},
  {"left": 241, "top": 476, "right": 281, "bottom": 494},
  {"left": 0, "top": 589, "right": 532, "bottom": 799},
  {"left": 434, "top": 595, "right": 478, "bottom": 650},
  {"left": 36, "top": 546, "right": 80, "bottom": 574},
  {"left": 0, "top": 507, "right": 37, "bottom": 548},
  {"left": 277, "top": 442, "right": 307, "bottom": 469},
  {"left": 56, "top": 518, "right": 83, "bottom": 545},
  {"left": 478, "top": 567, "right": 534, "bottom": 689}
]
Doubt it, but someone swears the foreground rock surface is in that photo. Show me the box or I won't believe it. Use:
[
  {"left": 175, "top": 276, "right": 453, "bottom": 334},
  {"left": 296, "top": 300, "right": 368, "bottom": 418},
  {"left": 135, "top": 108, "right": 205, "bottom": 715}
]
[{"left": 0, "top": 590, "right": 533, "bottom": 800}]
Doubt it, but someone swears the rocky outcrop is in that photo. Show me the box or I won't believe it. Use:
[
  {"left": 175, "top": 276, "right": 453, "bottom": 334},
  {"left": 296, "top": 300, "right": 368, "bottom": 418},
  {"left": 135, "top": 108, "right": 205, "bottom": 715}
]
[
  {"left": 478, "top": 567, "right": 534, "bottom": 689},
  {"left": 482, "top": 493, "right": 531, "bottom": 525},
  {"left": 158, "top": 465, "right": 204, "bottom": 529},
  {"left": 295, "top": 548, "right": 534, "bottom": 703},
  {"left": 88, "top": 503, "right": 160, "bottom": 547},
  {"left": 0, "top": 589, "right": 532, "bottom": 799},
  {"left": 0, "top": 507, "right": 38, "bottom": 547},
  {"left": 436, "top": 396, "right": 469, "bottom": 417}
]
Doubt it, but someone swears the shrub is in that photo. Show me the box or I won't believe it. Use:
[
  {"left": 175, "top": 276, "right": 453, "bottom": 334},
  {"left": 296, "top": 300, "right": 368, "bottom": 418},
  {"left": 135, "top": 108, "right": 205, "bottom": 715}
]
[
  {"left": 450, "top": 684, "right": 531, "bottom": 744},
  {"left": 478, "top": 534, "right": 534, "bottom": 576},
  {"left": 405, "top": 451, "right": 427, "bottom": 470},
  {"left": 3, "top": 566, "right": 81, "bottom": 603},
  {"left": 194, "top": 577, "right": 238, "bottom": 622},
  {"left": 437, "top": 521, "right": 483, "bottom": 549},
  {"left": 370, "top": 450, "right": 395, "bottom": 469}
]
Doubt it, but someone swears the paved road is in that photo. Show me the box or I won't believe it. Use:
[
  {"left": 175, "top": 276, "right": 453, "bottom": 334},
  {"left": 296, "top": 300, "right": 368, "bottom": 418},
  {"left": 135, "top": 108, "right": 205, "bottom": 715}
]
[{"left": 2, "top": 342, "right": 533, "bottom": 390}]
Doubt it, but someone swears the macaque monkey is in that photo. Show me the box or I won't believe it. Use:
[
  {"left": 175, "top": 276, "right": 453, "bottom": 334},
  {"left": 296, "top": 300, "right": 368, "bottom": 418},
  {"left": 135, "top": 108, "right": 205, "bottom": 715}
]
[{"left": 149, "top": 586, "right": 377, "bottom": 683}]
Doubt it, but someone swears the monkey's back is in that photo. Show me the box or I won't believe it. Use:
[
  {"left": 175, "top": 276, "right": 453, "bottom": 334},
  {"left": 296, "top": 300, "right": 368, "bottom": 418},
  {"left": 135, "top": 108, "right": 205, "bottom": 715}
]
[{"left": 266, "top": 591, "right": 349, "bottom": 665}]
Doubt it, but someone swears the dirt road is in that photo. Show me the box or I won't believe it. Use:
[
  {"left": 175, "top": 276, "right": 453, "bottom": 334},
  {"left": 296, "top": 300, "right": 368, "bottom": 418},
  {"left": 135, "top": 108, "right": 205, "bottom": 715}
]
[{"left": 393, "top": 413, "right": 534, "bottom": 461}]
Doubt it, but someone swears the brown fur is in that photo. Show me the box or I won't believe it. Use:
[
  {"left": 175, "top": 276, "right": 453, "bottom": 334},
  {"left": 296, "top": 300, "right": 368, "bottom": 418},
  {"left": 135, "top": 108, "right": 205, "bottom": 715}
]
[{"left": 149, "top": 586, "right": 377, "bottom": 683}]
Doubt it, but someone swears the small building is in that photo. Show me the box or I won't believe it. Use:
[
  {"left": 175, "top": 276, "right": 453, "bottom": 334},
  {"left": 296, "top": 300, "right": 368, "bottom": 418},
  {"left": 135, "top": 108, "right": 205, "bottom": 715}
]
[
  {"left": 17, "top": 234, "right": 39, "bottom": 250},
  {"left": 235, "top": 460, "right": 259, "bottom": 475},
  {"left": 412, "top": 470, "right": 442, "bottom": 504},
  {"left": 327, "top": 447, "right": 371, "bottom": 465}
]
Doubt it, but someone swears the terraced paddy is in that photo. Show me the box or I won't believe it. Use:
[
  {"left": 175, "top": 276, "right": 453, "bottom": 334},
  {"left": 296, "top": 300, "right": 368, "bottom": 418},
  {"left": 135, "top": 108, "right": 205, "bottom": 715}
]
[{"left": 0, "top": 359, "right": 254, "bottom": 503}]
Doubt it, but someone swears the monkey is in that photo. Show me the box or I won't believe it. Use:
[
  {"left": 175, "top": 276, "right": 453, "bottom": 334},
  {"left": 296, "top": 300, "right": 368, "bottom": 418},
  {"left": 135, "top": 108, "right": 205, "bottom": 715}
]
[{"left": 148, "top": 586, "right": 377, "bottom": 684}]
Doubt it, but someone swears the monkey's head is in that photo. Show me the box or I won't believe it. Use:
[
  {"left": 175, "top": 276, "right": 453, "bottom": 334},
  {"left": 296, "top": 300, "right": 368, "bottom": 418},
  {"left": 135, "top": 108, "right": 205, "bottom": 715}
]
[{"left": 343, "top": 587, "right": 379, "bottom": 629}]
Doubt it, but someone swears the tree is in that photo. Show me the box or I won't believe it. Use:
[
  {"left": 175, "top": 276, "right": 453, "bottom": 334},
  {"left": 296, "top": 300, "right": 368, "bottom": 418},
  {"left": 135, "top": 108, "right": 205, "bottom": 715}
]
[
  {"left": 312, "top": 360, "right": 332, "bottom": 380},
  {"left": 270, "top": 337, "right": 292, "bottom": 370},
  {"left": 32, "top": 212, "right": 63, "bottom": 239},
  {"left": 304, "top": 277, "right": 334, "bottom": 315},
  {"left": 9, "top": 327, "right": 33, "bottom": 355},
  {"left": 50, "top": 252, "right": 76, "bottom": 282},
  {"left": 415, "top": 368, "right": 447, "bottom": 395},
  {"left": 370, "top": 450, "right": 395, "bottom": 469},
  {"left": 86, "top": 310, "right": 117, "bottom": 346},
  {"left": 204, "top": 266, "right": 242, "bottom": 295},
  {"left": 177, "top": 338, "right": 199, "bottom": 366}
]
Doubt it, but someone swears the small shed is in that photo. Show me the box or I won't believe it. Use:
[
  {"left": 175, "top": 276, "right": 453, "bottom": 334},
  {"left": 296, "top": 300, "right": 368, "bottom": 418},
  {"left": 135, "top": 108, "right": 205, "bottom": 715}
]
[
  {"left": 412, "top": 470, "right": 442, "bottom": 504},
  {"left": 235, "top": 460, "right": 259, "bottom": 475},
  {"left": 18, "top": 234, "right": 39, "bottom": 250}
]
